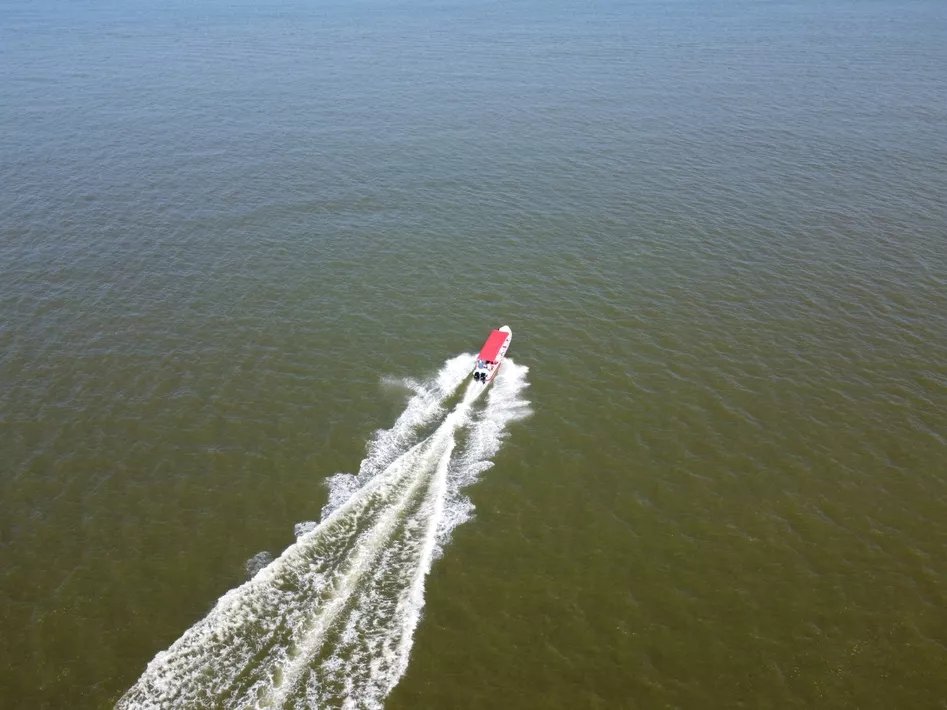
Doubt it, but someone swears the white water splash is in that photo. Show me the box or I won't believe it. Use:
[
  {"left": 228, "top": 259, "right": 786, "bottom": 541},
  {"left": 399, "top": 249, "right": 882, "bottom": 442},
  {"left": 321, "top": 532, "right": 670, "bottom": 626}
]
[
  {"left": 245, "top": 552, "right": 275, "bottom": 580},
  {"left": 117, "top": 356, "right": 530, "bottom": 710},
  {"left": 320, "top": 354, "right": 473, "bottom": 521}
]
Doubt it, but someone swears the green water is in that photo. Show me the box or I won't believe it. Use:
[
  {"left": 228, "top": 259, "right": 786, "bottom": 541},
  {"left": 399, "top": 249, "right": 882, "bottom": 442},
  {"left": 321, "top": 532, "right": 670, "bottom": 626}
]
[{"left": 2, "top": 0, "right": 946, "bottom": 707}]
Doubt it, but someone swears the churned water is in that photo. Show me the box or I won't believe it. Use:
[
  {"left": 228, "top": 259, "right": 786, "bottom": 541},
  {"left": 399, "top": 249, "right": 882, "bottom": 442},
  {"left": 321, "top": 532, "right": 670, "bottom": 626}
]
[{"left": 1, "top": 0, "right": 946, "bottom": 707}]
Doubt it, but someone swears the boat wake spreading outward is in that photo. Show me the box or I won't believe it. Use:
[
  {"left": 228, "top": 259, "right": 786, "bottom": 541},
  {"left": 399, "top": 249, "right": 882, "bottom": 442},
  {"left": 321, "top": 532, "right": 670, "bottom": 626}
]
[{"left": 118, "top": 354, "right": 531, "bottom": 710}]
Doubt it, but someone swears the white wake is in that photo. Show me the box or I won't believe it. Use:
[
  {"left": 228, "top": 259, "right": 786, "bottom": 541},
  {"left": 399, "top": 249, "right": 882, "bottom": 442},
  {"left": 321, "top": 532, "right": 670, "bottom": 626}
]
[{"left": 117, "top": 354, "right": 531, "bottom": 709}]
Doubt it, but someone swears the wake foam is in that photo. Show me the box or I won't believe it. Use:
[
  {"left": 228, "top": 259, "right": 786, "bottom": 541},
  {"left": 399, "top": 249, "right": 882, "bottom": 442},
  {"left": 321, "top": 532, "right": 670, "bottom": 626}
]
[
  {"left": 245, "top": 552, "right": 274, "bottom": 580},
  {"left": 117, "top": 356, "right": 530, "bottom": 710},
  {"left": 438, "top": 361, "right": 532, "bottom": 552},
  {"left": 319, "top": 354, "right": 472, "bottom": 521}
]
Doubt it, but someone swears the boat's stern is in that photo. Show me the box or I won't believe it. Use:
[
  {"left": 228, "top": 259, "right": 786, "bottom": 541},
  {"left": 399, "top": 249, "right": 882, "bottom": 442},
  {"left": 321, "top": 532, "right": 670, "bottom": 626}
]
[{"left": 472, "top": 359, "right": 494, "bottom": 384}]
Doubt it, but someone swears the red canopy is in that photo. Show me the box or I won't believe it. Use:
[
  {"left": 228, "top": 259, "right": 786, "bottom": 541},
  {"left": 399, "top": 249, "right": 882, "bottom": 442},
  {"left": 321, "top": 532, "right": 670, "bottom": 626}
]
[{"left": 478, "top": 330, "right": 508, "bottom": 362}]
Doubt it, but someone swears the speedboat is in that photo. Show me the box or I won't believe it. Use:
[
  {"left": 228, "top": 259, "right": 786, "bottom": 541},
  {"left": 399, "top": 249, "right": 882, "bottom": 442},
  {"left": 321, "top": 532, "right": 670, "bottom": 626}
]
[{"left": 473, "top": 326, "right": 512, "bottom": 384}]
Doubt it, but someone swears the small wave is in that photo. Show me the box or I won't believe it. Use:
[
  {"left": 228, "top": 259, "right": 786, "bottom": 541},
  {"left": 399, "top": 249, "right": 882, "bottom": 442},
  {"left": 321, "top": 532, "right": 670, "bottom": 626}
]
[{"left": 245, "top": 551, "right": 274, "bottom": 580}]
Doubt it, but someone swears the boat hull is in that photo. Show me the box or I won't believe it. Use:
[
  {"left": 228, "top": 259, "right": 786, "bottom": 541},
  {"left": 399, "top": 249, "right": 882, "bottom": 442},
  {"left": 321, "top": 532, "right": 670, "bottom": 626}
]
[{"left": 473, "top": 326, "right": 512, "bottom": 384}]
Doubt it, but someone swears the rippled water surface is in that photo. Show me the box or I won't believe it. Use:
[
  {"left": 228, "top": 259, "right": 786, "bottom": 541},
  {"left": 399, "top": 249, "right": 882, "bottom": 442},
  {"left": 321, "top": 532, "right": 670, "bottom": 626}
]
[{"left": 2, "top": 0, "right": 946, "bottom": 707}]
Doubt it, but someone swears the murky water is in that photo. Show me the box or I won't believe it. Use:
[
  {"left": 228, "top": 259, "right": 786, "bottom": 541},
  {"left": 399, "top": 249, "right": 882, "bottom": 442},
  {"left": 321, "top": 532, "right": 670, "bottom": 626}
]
[{"left": 1, "top": 0, "right": 945, "bottom": 707}]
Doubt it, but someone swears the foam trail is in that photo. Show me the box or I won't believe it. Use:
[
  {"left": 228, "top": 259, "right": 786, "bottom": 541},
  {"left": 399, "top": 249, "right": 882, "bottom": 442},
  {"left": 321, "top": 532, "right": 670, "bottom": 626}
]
[
  {"left": 440, "top": 360, "right": 532, "bottom": 548},
  {"left": 117, "top": 357, "right": 529, "bottom": 710},
  {"left": 320, "top": 354, "right": 473, "bottom": 519}
]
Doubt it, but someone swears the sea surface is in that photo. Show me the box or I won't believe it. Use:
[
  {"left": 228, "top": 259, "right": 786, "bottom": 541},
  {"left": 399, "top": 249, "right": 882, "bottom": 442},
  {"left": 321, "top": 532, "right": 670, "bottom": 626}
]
[{"left": 2, "top": 0, "right": 946, "bottom": 707}]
